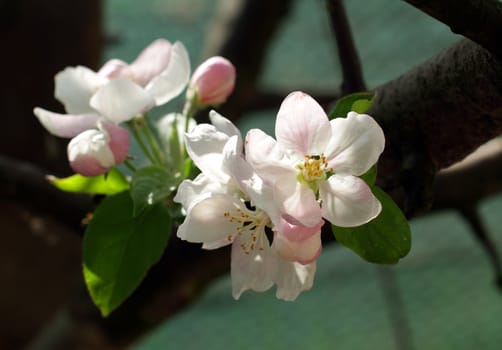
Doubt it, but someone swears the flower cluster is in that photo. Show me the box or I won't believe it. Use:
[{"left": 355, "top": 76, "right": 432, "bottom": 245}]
[
  {"left": 35, "top": 37, "right": 387, "bottom": 305},
  {"left": 34, "top": 39, "right": 235, "bottom": 176},
  {"left": 174, "top": 92, "right": 385, "bottom": 300}
]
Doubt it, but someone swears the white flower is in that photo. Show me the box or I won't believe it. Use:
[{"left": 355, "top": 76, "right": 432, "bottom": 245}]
[
  {"left": 174, "top": 111, "right": 318, "bottom": 300},
  {"left": 34, "top": 39, "right": 190, "bottom": 138},
  {"left": 246, "top": 91, "right": 385, "bottom": 228}
]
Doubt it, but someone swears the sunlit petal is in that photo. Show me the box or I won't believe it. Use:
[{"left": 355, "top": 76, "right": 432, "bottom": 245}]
[
  {"left": 276, "top": 91, "right": 331, "bottom": 156},
  {"left": 33, "top": 107, "right": 100, "bottom": 138},
  {"left": 90, "top": 77, "right": 155, "bottom": 124},
  {"left": 325, "top": 112, "right": 385, "bottom": 176},
  {"left": 145, "top": 41, "right": 191, "bottom": 105},
  {"left": 54, "top": 66, "right": 107, "bottom": 114},
  {"left": 319, "top": 174, "right": 382, "bottom": 227}
]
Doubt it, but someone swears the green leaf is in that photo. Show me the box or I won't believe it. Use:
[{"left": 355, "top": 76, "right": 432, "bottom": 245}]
[
  {"left": 332, "top": 187, "right": 411, "bottom": 264},
  {"left": 329, "top": 92, "right": 374, "bottom": 119},
  {"left": 130, "top": 165, "right": 179, "bottom": 216},
  {"left": 351, "top": 99, "right": 373, "bottom": 114},
  {"left": 83, "top": 191, "right": 171, "bottom": 316},
  {"left": 360, "top": 165, "right": 377, "bottom": 187},
  {"left": 49, "top": 168, "right": 130, "bottom": 194}
]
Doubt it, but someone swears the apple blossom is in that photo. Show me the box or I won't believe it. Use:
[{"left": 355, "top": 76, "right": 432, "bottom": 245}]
[
  {"left": 67, "top": 122, "right": 130, "bottom": 176},
  {"left": 34, "top": 38, "right": 190, "bottom": 137},
  {"left": 245, "top": 91, "right": 385, "bottom": 228},
  {"left": 189, "top": 56, "right": 235, "bottom": 106},
  {"left": 174, "top": 111, "right": 320, "bottom": 300}
]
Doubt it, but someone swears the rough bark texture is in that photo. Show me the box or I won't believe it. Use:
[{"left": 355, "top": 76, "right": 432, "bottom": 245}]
[{"left": 370, "top": 39, "right": 502, "bottom": 213}]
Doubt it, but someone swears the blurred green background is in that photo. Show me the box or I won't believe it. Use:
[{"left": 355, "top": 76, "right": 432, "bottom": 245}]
[{"left": 99, "top": 0, "right": 502, "bottom": 349}]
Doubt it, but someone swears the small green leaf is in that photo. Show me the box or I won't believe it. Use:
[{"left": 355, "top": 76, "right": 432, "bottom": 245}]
[
  {"left": 83, "top": 191, "right": 171, "bottom": 316},
  {"left": 360, "top": 165, "right": 377, "bottom": 187},
  {"left": 130, "top": 166, "right": 179, "bottom": 216},
  {"left": 329, "top": 92, "right": 374, "bottom": 119},
  {"left": 49, "top": 168, "right": 130, "bottom": 194},
  {"left": 332, "top": 186, "right": 411, "bottom": 264},
  {"left": 351, "top": 99, "right": 373, "bottom": 114}
]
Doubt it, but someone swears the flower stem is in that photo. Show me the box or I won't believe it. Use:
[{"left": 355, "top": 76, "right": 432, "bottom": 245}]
[
  {"left": 123, "top": 159, "right": 137, "bottom": 173},
  {"left": 127, "top": 120, "right": 157, "bottom": 165},
  {"left": 142, "top": 118, "right": 165, "bottom": 165}
]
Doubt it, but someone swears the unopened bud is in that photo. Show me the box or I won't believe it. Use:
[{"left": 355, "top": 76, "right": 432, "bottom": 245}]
[{"left": 190, "top": 56, "right": 235, "bottom": 105}]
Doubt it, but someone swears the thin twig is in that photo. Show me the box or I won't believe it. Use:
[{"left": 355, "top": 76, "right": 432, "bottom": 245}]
[{"left": 326, "top": 0, "right": 366, "bottom": 93}]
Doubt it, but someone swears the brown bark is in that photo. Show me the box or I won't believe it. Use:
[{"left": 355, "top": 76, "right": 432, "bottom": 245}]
[{"left": 370, "top": 39, "right": 502, "bottom": 214}]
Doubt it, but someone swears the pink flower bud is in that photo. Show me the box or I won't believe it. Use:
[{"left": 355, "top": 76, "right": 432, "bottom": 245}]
[
  {"left": 190, "top": 56, "right": 235, "bottom": 105},
  {"left": 67, "top": 122, "right": 130, "bottom": 177}
]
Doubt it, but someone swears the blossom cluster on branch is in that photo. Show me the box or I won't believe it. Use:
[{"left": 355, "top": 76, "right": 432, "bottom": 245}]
[{"left": 34, "top": 38, "right": 409, "bottom": 315}]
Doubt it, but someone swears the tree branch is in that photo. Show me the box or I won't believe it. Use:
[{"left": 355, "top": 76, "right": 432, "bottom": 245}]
[
  {"left": 370, "top": 39, "right": 502, "bottom": 214},
  {"left": 326, "top": 0, "right": 366, "bottom": 93},
  {"left": 402, "top": 0, "right": 502, "bottom": 58},
  {"left": 0, "top": 155, "right": 93, "bottom": 230}
]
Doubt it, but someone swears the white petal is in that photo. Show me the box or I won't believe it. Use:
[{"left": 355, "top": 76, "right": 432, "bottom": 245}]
[
  {"left": 176, "top": 193, "right": 242, "bottom": 243},
  {"left": 55, "top": 66, "right": 108, "bottom": 114},
  {"left": 67, "top": 129, "right": 115, "bottom": 176},
  {"left": 90, "top": 77, "right": 155, "bottom": 124},
  {"left": 128, "top": 39, "right": 172, "bottom": 87},
  {"left": 319, "top": 174, "right": 382, "bottom": 227},
  {"left": 223, "top": 136, "right": 281, "bottom": 225},
  {"left": 145, "top": 41, "right": 191, "bottom": 106},
  {"left": 231, "top": 232, "right": 274, "bottom": 299},
  {"left": 184, "top": 124, "right": 230, "bottom": 183},
  {"left": 274, "top": 174, "right": 322, "bottom": 227},
  {"left": 325, "top": 112, "right": 385, "bottom": 176},
  {"left": 275, "top": 91, "right": 331, "bottom": 156},
  {"left": 173, "top": 173, "right": 226, "bottom": 210},
  {"left": 273, "top": 256, "right": 316, "bottom": 301},
  {"left": 209, "top": 110, "right": 241, "bottom": 140},
  {"left": 245, "top": 128, "right": 292, "bottom": 183},
  {"left": 34, "top": 107, "right": 100, "bottom": 138}
]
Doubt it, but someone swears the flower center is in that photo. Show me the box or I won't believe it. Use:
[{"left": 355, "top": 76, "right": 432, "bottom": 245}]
[
  {"left": 223, "top": 206, "right": 271, "bottom": 254},
  {"left": 298, "top": 154, "right": 331, "bottom": 183}
]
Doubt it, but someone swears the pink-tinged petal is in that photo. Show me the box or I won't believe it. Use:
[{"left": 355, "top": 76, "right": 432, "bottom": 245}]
[
  {"left": 104, "top": 123, "right": 130, "bottom": 164},
  {"left": 245, "top": 128, "right": 292, "bottom": 183},
  {"left": 128, "top": 39, "right": 173, "bottom": 87},
  {"left": 275, "top": 91, "right": 331, "bottom": 156},
  {"left": 273, "top": 231, "right": 322, "bottom": 265},
  {"left": 98, "top": 59, "right": 130, "bottom": 79},
  {"left": 325, "top": 112, "right": 385, "bottom": 176},
  {"left": 90, "top": 77, "right": 156, "bottom": 123},
  {"left": 67, "top": 129, "right": 115, "bottom": 176},
  {"left": 176, "top": 193, "right": 242, "bottom": 243},
  {"left": 274, "top": 174, "right": 322, "bottom": 227},
  {"left": 191, "top": 56, "right": 236, "bottom": 105},
  {"left": 273, "top": 257, "right": 316, "bottom": 301},
  {"left": 145, "top": 41, "right": 191, "bottom": 106},
  {"left": 278, "top": 216, "right": 324, "bottom": 242},
  {"left": 184, "top": 124, "right": 231, "bottom": 183},
  {"left": 231, "top": 231, "right": 274, "bottom": 299},
  {"left": 33, "top": 107, "right": 100, "bottom": 138},
  {"left": 55, "top": 66, "right": 108, "bottom": 114},
  {"left": 319, "top": 174, "right": 382, "bottom": 227}
]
